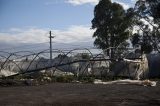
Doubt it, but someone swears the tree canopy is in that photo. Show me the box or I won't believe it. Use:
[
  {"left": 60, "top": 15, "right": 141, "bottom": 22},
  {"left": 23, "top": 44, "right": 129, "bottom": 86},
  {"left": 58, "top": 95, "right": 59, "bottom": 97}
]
[
  {"left": 92, "top": 0, "right": 160, "bottom": 54},
  {"left": 92, "top": 0, "right": 134, "bottom": 57},
  {"left": 131, "top": 0, "right": 160, "bottom": 53}
]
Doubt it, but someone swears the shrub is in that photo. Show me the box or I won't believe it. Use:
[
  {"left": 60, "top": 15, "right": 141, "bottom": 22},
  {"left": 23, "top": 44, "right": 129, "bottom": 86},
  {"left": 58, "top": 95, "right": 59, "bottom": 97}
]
[
  {"left": 52, "top": 75, "right": 75, "bottom": 83},
  {"left": 78, "top": 76, "right": 95, "bottom": 83}
]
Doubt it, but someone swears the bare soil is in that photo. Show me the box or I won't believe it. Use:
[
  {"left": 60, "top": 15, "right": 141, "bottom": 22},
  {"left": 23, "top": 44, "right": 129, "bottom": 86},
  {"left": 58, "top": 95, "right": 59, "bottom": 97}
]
[{"left": 0, "top": 82, "right": 160, "bottom": 106}]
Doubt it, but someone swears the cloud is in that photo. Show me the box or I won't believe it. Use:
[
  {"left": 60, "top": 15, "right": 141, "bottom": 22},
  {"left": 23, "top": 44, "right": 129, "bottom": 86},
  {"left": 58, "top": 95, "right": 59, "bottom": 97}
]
[
  {"left": 0, "top": 25, "right": 95, "bottom": 44},
  {"left": 66, "top": 0, "right": 131, "bottom": 10},
  {"left": 113, "top": 0, "right": 131, "bottom": 10},
  {"left": 131, "top": 0, "right": 138, "bottom": 2},
  {"left": 116, "top": 2, "right": 130, "bottom": 9},
  {"left": 45, "top": 0, "right": 64, "bottom": 5},
  {"left": 66, "top": 0, "right": 99, "bottom": 6},
  {"left": 0, "top": 28, "right": 48, "bottom": 44},
  {"left": 54, "top": 25, "right": 95, "bottom": 43}
]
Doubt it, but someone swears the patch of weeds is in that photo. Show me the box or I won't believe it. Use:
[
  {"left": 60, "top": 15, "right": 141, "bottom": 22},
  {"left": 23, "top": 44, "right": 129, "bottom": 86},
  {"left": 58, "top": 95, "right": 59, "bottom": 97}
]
[
  {"left": 51, "top": 75, "right": 75, "bottom": 83},
  {"left": 78, "top": 76, "right": 95, "bottom": 83}
]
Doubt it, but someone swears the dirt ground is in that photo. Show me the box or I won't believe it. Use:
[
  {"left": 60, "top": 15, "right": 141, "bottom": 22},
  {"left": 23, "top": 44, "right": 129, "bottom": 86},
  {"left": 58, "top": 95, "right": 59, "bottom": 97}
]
[{"left": 0, "top": 82, "right": 160, "bottom": 106}]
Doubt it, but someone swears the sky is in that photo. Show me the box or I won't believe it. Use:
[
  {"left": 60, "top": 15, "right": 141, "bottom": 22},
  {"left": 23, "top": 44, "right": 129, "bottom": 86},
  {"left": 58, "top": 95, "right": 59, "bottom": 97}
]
[{"left": 0, "top": 0, "right": 136, "bottom": 51}]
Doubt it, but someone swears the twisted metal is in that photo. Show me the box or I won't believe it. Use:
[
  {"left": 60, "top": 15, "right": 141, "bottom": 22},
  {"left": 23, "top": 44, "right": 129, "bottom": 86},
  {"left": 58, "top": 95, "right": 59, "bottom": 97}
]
[{"left": 0, "top": 47, "right": 142, "bottom": 79}]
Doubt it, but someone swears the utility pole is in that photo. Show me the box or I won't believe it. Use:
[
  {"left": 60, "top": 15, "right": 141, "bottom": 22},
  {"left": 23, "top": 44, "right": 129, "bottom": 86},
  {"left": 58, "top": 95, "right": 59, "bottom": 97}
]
[{"left": 49, "top": 31, "right": 55, "bottom": 60}]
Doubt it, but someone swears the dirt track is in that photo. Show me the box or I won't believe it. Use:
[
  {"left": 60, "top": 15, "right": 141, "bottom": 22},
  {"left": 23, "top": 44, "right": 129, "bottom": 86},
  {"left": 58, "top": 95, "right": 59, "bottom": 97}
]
[{"left": 0, "top": 82, "right": 160, "bottom": 106}]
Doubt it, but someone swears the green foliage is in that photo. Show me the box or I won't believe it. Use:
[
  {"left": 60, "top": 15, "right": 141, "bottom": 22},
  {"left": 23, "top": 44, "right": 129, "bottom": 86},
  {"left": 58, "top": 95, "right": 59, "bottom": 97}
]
[
  {"left": 136, "top": 0, "right": 160, "bottom": 23},
  {"left": 92, "top": 0, "right": 134, "bottom": 57},
  {"left": 131, "top": 28, "right": 153, "bottom": 53},
  {"left": 52, "top": 75, "right": 74, "bottom": 83},
  {"left": 131, "top": 0, "right": 160, "bottom": 53},
  {"left": 78, "top": 76, "right": 95, "bottom": 83},
  {"left": 141, "top": 42, "right": 153, "bottom": 53},
  {"left": 92, "top": 0, "right": 160, "bottom": 54},
  {"left": 131, "top": 33, "right": 140, "bottom": 47}
]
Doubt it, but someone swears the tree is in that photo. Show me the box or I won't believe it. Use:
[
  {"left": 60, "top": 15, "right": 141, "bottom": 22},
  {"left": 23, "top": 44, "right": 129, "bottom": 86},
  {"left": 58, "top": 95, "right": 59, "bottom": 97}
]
[
  {"left": 131, "top": 25, "right": 153, "bottom": 53},
  {"left": 144, "top": 0, "right": 160, "bottom": 24},
  {"left": 91, "top": 0, "right": 133, "bottom": 58},
  {"left": 134, "top": 0, "right": 160, "bottom": 22},
  {"left": 131, "top": 0, "right": 160, "bottom": 53}
]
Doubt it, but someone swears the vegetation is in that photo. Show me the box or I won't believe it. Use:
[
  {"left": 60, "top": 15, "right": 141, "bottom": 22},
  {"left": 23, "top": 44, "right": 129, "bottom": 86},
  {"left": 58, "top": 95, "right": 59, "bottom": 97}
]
[
  {"left": 1, "top": 0, "right": 160, "bottom": 86},
  {"left": 52, "top": 75, "right": 74, "bottom": 83},
  {"left": 92, "top": 0, "right": 160, "bottom": 54},
  {"left": 92, "top": 0, "right": 134, "bottom": 57},
  {"left": 77, "top": 75, "right": 95, "bottom": 83},
  {"left": 130, "top": 0, "right": 160, "bottom": 53}
]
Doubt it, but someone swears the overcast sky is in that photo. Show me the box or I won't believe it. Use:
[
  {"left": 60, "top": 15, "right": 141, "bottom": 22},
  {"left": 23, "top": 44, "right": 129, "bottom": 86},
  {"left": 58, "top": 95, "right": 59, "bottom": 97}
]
[{"left": 0, "top": 0, "right": 136, "bottom": 51}]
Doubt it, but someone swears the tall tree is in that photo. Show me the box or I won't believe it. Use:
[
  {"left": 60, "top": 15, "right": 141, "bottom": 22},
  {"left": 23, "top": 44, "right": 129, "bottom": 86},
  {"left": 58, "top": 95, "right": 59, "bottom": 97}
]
[
  {"left": 131, "top": 0, "right": 160, "bottom": 53},
  {"left": 92, "top": 0, "right": 133, "bottom": 57}
]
